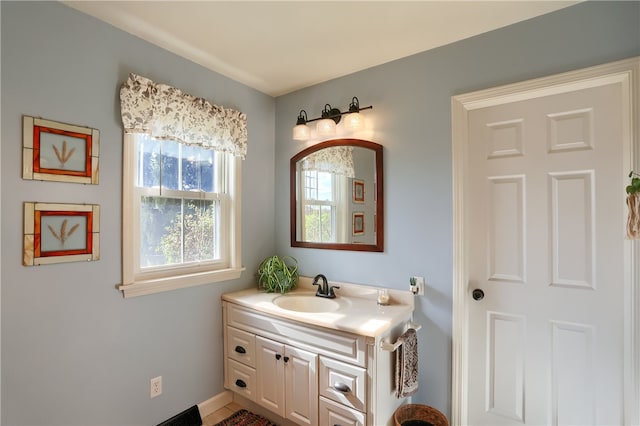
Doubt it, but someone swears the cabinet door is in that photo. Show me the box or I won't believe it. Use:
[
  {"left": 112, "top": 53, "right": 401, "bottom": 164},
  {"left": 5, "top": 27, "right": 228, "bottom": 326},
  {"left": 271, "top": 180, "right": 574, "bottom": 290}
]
[
  {"left": 285, "top": 345, "right": 319, "bottom": 426},
  {"left": 256, "top": 336, "right": 285, "bottom": 417}
]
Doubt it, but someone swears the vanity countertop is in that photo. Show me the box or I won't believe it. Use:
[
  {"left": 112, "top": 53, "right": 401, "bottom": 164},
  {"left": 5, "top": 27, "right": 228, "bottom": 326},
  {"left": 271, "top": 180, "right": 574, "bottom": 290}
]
[{"left": 222, "top": 277, "right": 415, "bottom": 338}]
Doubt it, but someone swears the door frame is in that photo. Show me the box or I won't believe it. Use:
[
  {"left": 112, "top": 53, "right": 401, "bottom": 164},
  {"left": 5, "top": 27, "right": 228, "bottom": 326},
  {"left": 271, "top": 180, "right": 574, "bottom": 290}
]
[{"left": 451, "top": 57, "right": 640, "bottom": 426}]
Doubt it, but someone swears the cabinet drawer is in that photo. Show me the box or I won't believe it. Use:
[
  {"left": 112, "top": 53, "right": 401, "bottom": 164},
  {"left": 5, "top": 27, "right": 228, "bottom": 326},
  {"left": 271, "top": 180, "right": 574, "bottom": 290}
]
[
  {"left": 319, "top": 357, "right": 367, "bottom": 411},
  {"left": 227, "top": 326, "right": 256, "bottom": 367},
  {"left": 228, "top": 359, "right": 257, "bottom": 402},
  {"left": 319, "top": 396, "right": 365, "bottom": 426}
]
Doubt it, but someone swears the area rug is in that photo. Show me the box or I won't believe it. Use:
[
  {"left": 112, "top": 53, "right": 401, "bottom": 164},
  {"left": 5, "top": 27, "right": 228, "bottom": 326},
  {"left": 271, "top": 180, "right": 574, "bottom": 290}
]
[{"left": 213, "top": 409, "right": 277, "bottom": 426}]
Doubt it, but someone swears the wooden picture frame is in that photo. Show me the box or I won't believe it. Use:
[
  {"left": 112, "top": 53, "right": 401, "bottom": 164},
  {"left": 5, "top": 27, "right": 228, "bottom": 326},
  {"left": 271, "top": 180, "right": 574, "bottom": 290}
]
[
  {"left": 23, "top": 202, "right": 100, "bottom": 266},
  {"left": 22, "top": 116, "right": 99, "bottom": 184},
  {"left": 353, "top": 179, "right": 365, "bottom": 203},
  {"left": 352, "top": 212, "right": 365, "bottom": 236}
]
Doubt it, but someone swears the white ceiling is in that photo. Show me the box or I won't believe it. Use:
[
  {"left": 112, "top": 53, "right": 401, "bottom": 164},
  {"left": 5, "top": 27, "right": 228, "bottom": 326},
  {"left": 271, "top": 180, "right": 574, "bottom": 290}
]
[{"left": 63, "top": 1, "right": 579, "bottom": 97}]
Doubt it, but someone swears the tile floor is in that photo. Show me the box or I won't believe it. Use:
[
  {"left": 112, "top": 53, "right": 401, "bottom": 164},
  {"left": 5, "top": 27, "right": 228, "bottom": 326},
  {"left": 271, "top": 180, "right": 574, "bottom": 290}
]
[{"left": 201, "top": 402, "right": 244, "bottom": 426}]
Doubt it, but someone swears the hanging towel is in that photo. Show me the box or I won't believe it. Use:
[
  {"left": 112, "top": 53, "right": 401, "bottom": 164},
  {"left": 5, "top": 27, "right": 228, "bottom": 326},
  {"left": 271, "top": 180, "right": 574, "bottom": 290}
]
[{"left": 395, "top": 327, "right": 419, "bottom": 398}]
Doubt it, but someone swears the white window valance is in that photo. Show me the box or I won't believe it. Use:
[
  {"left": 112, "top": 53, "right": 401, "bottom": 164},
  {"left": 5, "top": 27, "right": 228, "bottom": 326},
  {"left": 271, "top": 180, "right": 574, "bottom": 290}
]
[
  {"left": 301, "top": 146, "right": 355, "bottom": 178},
  {"left": 119, "top": 73, "right": 247, "bottom": 158}
]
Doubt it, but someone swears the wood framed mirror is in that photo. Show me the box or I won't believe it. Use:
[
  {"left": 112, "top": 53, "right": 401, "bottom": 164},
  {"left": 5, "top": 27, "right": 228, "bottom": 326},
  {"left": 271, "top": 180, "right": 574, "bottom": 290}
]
[{"left": 290, "top": 139, "right": 383, "bottom": 252}]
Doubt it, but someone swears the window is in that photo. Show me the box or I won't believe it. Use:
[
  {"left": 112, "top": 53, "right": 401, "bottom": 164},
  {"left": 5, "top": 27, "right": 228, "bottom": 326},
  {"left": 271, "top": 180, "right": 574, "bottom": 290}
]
[
  {"left": 118, "top": 73, "right": 247, "bottom": 297},
  {"left": 120, "top": 133, "right": 242, "bottom": 297},
  {"left": 300, "top": 169, "right": 349, "bottom": 243}
]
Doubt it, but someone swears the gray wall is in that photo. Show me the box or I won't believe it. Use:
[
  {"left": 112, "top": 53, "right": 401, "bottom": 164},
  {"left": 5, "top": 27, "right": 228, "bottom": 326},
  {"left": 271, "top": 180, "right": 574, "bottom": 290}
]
[
  {"left": 274, "top": 1, "right": 640, "bottom": 417},
  {"left": 1, "top": 2, "right": 275, "bottom": 425},
  {"left": 2, "top": 1, "right": 639, "bottom": 425}
]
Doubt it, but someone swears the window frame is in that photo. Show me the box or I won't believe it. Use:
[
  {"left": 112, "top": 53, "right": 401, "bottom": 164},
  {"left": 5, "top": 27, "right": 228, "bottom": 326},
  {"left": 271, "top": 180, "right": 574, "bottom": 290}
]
[{"left": 119, "top": 133, "right": 242, "bottom": 298}]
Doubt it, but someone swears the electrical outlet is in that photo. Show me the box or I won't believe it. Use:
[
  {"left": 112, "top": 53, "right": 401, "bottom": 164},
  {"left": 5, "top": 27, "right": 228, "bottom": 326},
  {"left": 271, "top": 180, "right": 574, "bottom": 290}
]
[
  {"left": 150, "top": 376, "right": 162, "bottom": 398},
  {"left": 410, "top": 276, "right": 425, "bottom": 296}
]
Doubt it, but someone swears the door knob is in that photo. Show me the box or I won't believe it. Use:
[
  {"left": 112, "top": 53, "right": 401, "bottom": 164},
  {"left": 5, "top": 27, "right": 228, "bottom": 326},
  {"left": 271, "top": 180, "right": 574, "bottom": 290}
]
[{"left": 472, "top": 289, "right": 485, "bottom": 301}]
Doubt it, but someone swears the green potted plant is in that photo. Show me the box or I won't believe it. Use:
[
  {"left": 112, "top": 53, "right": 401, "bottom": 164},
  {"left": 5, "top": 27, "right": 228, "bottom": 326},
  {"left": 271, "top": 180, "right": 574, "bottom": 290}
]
[{"left": 257, "top": 255, "right": 299, "bottom": 293}]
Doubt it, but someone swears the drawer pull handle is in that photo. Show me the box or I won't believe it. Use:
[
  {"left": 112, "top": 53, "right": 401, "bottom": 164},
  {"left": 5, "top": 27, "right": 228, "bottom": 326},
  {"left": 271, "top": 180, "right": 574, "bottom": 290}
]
[
  {"left": 235, "top": 379, "right": 247, "bottom": 388},
  {"left": 234, "top": 346, "right": 246, "bottom": 354},
  {"left": 333, "top": 382, "right": 351, "bottom": 393},
  {"left": 275, "top": 354, "right": 282, "bottom": 360}
]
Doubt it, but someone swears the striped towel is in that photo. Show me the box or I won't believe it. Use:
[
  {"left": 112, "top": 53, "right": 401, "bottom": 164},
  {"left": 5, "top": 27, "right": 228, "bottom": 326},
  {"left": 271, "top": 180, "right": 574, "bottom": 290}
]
[{"left": 395, "top": 328, "right": 419, "bottom": 398}]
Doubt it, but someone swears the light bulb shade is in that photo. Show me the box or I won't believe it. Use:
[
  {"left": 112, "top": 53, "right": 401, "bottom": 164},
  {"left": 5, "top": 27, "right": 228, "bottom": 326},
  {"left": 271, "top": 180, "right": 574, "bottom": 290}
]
[
  {"left": 316, "top": 118, "right": 337, "bottom": 136},
  {"left": 292, "top": 124, "right": 311, "bottom": 141},
  {"left": 343, "top": 112, "right": 365, "bottom": 131}
]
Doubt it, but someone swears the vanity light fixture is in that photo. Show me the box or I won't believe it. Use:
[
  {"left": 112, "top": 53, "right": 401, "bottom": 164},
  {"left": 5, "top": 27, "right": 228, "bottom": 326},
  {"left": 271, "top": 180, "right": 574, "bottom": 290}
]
[
  {"left": 292, "top": 110, "right": 311, "bottom": 141},
  {"left": 343, "top": 97, "right": 367, "bottom": 132},
  {"left": 292, "top": 96, "right": 372, "bottom": 141}
]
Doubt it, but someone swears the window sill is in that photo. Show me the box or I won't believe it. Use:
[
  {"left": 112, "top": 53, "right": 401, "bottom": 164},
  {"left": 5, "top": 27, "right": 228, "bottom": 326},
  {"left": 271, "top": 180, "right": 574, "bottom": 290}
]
[{"left": 117, "top": 267, "right": 244, "bottom": 298}]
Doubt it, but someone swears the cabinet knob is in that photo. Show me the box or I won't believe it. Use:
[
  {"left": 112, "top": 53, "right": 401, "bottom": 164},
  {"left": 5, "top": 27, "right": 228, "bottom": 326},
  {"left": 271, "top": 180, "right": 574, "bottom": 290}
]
[
  {"left": 333, "top": 382, "right": 351, "bottom": 393},
  {"left": 235, "top": 379, "right": 247, "bottom": 388},
  {"left": 275, "top": 354, "right": 282, "bottom": 360},
  {"left": 283, "top": 356, "right": 290, "bottom": 363},
  {"left": 234, "top": 345, "right": 246, "bottom": 354}
]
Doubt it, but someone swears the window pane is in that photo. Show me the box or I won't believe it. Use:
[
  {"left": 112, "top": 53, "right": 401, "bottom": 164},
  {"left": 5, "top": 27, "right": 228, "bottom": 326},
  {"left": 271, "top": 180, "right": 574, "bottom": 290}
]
[
  {"left": 304, "top": 171, "right": 333, "bottom": 201},
  {"left": 304, "top": 204, "right": 334, "bottom": 242},
  {"left": 181, "top": 145, "right": 215, "bottom": 192},
  {"left": 138, "top": 137, "right": 160, "bottom": 188},
  {"left": 304, "top": 172, "right": 318, "bottom": 200},
  {"left": 140, "top": 196, "right": 182, "bottom": 267},
  {"left": 317, "top": 172, "right": 333, "bottom": 201},
  {"left": 161, "top": 140, "right": 180, "bottom": 190},
  {"left": 182, "top": 199, "right": 216, "bottom": 262}
]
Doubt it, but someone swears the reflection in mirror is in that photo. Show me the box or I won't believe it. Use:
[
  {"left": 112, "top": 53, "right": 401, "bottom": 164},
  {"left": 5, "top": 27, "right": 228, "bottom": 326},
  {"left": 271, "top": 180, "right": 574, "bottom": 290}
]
[{"left": 290, "top": 139, "right": 383, "bottom": 252}]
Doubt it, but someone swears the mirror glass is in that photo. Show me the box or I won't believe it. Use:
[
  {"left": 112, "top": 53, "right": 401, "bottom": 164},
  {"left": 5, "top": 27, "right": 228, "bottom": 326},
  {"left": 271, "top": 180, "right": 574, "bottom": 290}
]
[{"left": 290, "top": 139, "right": 383, "bottom": 252}]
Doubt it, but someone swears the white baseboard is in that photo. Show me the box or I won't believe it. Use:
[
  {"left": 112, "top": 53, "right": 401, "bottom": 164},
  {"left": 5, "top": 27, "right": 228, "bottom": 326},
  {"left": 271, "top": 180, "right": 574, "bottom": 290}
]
[{"left": 198, "top": 390, "right": 233, "bottom": 418}]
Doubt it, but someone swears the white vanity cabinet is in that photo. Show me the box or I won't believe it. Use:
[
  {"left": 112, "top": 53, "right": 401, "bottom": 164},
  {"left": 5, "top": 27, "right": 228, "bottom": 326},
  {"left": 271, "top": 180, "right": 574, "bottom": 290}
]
[{"left": 223, "top": 287, "right": 414, "bottom": 426}]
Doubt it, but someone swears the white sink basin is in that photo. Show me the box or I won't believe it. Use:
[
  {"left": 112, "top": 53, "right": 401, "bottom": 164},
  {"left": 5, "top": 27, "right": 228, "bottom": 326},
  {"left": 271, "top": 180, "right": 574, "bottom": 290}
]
[{"left": 273, "top": 294, "right": 341, "bottom": 313}]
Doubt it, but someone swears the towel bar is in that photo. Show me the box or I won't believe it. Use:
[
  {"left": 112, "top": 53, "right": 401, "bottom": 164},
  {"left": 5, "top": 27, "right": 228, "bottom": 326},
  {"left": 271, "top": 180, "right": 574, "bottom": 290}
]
[{"left": 380, "top": 321, "right": 422, "bottom": 352}]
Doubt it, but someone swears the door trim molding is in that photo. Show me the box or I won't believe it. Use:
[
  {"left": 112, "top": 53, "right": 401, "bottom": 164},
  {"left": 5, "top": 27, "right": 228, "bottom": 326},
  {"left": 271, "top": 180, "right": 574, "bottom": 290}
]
[{"left": 451, "top": 56, "right": 640, "bottom": 426}]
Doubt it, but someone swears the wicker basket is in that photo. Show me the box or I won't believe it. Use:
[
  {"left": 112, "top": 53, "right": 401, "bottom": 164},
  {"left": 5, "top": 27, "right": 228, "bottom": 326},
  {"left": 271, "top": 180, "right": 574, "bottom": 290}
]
[{"left": 393, "top": 404, "right": 449, "bottom": 426}]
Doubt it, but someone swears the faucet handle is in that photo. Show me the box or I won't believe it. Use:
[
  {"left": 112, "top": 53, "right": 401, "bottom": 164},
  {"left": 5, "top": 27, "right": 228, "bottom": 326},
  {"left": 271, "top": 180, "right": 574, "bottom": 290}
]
[{"left": 328, "top": 285, "right": 340, "bottom": 297}]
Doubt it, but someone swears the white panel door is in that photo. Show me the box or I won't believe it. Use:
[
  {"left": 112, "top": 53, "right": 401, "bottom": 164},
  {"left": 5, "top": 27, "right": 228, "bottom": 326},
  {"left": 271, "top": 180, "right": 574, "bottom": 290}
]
[
  {"left": 256, "top": 336, "right": 285, "bottom": 417},
  {"left": 284, "top": 346, "right": 318, "bottom": 425},
  {"left": 465, "top": 75, "right": 626, "bottom": 425}
]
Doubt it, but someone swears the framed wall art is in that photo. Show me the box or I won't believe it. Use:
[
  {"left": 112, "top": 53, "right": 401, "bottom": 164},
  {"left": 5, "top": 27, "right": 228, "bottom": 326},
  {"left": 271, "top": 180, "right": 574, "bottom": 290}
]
[
  {"left": 353, "top": 178, "right": 365, "bottom": 203},
  {"left": 353, "top": 212, "right": 365, "bottom": 236},
  {"left": 23, "top": 202, "right": 100, "bottom": 266},
  {"left": 22, "top": 115, "right": 99, "bottom": 184}
]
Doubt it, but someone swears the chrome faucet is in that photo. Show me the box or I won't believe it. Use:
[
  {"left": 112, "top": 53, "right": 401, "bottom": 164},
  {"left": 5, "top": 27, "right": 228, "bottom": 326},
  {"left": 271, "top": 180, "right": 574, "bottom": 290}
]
[{"left": 313, "top": 274, "right": 339, "bottom": 298}]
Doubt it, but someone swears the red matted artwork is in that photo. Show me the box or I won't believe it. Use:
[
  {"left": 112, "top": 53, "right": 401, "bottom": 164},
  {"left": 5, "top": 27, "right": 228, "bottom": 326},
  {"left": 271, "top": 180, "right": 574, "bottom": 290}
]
[
  {"left": 22, "top": 116, "right": 100, "bottom": 184},
  {"left": 23, "top": 202, "right": 100, "bottom": 266},
  {"left": 353, "top": 179, "right": 365, "bottom": 203},
  {"left": 352, "top": 212, "right": 365, "bottom": 236}
]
